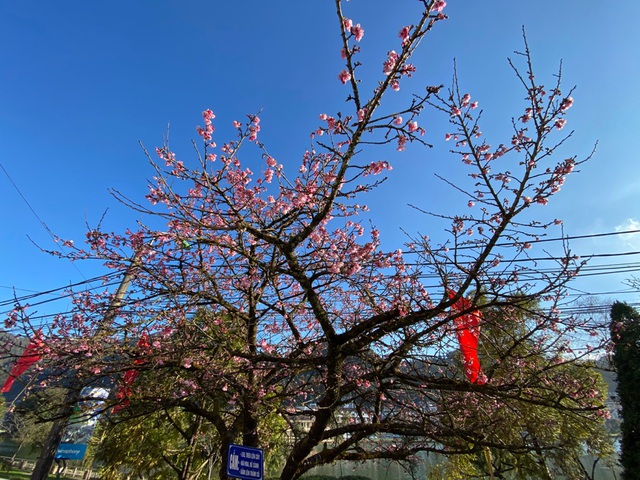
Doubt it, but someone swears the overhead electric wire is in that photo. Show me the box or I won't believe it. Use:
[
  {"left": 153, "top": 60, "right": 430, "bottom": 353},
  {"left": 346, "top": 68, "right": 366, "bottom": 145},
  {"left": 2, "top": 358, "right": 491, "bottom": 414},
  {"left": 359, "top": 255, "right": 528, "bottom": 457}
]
[
  {"left": 0, "top": 272, "right": 125, "bottom": 319},
  {"left": 0, "top": 229, "right": 639, "bottom": 330},
  {"left": 493, "top": 229, "right": 640, "bottom": 246},
  {"left": 0, "top": 285, "right": 40, "bottom": 294},
  {"left": 0, "top": 279, "right": 123, "bottom": 314},
  {"left": 0, "top": 159, "right": 89, "bottom": 281},
  {"left": 402, "top": 229, "right": 640, "bottom": 254},
  {"left": 3, "top": 251, "right": 639, "bottom": 303}
]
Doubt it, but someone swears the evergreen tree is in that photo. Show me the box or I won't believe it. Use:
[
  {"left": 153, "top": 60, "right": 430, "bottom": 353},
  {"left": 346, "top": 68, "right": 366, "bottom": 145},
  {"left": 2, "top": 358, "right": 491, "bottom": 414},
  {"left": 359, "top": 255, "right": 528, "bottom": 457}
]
[{"left": 610, "top": 301, "right": 640, "bottom": 479}]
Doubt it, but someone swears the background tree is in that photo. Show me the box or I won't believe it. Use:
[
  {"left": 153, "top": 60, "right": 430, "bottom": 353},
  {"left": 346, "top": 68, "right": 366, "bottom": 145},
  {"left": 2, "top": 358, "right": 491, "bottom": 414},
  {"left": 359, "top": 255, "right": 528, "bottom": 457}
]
[
  {"left": 4, "top": 387, "right": 68, "bottom": 458},
  {"left": 430, "top": 303, "right": 613, "bottom": 479},
  {"left": 610, "top": 301, "right": 640, "bottom": 479},
  {"left": 2, "top": 1, "right": 609, "bottom": 480},
  {"left": 95, "top": 326, "right": 289, "bottom": 480},
  {"left": 95, "top": 408, "right": 216, "bottom": 480}
]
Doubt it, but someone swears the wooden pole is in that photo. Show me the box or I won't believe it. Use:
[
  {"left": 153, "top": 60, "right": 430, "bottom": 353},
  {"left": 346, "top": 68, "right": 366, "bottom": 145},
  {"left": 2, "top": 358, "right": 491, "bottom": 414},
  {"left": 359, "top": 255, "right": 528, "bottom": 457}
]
[
  {"left": 483, "top": 447, "right": 495, "bottom": 480},
  {"left": 30, "top": 265, "right": 136, "bottom": 480}
]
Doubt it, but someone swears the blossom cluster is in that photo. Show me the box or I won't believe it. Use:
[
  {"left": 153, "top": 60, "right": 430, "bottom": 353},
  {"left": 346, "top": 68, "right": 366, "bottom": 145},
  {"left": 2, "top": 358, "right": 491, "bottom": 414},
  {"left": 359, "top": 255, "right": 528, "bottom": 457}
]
[{"left": 196, "top": 109, "right": 215, "bottom": 142}]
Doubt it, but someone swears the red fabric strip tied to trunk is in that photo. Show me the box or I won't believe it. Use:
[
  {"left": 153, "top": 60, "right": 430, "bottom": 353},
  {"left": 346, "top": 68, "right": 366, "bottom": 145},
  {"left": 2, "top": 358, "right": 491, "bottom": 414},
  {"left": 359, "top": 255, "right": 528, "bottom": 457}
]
[{"left": 448, "top": 291, "right": 486, "bottom": 385}]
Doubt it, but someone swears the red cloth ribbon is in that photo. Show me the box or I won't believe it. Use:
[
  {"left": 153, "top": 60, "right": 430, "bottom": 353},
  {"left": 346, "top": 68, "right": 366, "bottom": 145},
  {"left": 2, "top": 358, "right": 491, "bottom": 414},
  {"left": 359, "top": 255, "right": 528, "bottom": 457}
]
[
  {"left": 112, "top": 332, "right": 150, "bottom": 413},
  {"left": 2, "top": 331, "right": 44, "bottom": 393},
  {"left": 448, "top": 291, "right": 486, "bottom": 385}
]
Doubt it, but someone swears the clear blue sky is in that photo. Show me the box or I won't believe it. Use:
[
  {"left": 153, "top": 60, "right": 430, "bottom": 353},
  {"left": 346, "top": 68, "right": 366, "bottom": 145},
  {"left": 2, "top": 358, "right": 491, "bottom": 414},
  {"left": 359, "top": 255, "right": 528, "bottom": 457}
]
[{"left": 1, "top": 1, "right": 639, "bottom": 320}]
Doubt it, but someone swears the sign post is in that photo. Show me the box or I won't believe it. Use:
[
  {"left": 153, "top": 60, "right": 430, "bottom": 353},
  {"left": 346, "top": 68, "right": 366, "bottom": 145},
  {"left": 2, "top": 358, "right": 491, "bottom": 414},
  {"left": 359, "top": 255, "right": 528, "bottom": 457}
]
[{"left": 227, "top": 444, "right": 264, "bottom": 480}]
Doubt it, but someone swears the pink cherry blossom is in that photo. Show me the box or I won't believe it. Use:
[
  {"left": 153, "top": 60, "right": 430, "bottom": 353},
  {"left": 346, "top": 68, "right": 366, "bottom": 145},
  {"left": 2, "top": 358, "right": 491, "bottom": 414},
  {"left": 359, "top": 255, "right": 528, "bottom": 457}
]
[
  {"left": 383, "top": 50, "right": 399, "bottom": 75},
  {"left": 248, "top": 123, "right": 260, "bottom": 141},
  {"left": 393, "top": 116, "right": 403, "bottom": 125},
  {"left": 520, "top": 107, "right": 533, "bottom": 123},
  {"left": 342, "top": 18, "right": 353, "bottom": 31},
  {"left": 351, "top": 24, "right": 364, "bottom": 42},
  {"left": 338, "top": 69, "right": 352, "bottom": 84},
  {"left": 202, "top": 109, "right": 215, "bottom": 121},
  {"left": 560, "top": 96, "right": 574, "bottom": 112},
  {"left": 408, "top": 121, "right": 419, "bottom": 132},
  {"left": 431, "top": 0, "right": 447, "bottom": 13},
  {"left": 196, "top": 125, "right": 213, "bottom": 141},
  {"left": 554, "top": 118, "right": 567, "bottom": 130},
  {"left": 196, "top": 109, "right": 216, "bottom": 141},
  {"left": 366, "top": 160, "right": 393, "bottom": 175},
  {"left": 398, "top": 26, "right": 411, "bottom": 46}
]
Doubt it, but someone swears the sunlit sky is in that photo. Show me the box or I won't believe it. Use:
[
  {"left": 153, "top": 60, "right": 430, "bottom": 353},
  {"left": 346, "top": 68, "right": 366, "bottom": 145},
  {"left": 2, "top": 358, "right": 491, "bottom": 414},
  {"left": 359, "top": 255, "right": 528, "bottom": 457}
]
[{"left": 1, "top": 1, "right": 639, "bottom": 320}]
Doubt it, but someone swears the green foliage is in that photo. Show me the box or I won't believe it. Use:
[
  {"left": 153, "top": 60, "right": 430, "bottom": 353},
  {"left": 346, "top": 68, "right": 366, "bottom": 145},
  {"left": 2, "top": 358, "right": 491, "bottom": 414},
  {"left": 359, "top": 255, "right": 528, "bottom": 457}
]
[
  {"left": 431, "top": 303, "right": 614, "bottom": 479},
  {"left": 258, "top": 405, "right": 289, "bottom": 474},
  {"left": 300, "top": 475, "right": 370, "bottom": 480},
  {"left": 610, "top": 301, "right": 640, "bottom": 480},
  {"left": 96, "top": 309, "right": 289, "bottom": 479},
  {"left": 0, "top": 398, "right": 6, "bottom": 427},
  {"left": 7, "top": 387, "right": 68, "bottom": 455},
  {"left": 95, "top": 407, "right": 216, "bottom": 480},
  {"left": 0, "top": 471, "right": 74, "bottom": 480}
]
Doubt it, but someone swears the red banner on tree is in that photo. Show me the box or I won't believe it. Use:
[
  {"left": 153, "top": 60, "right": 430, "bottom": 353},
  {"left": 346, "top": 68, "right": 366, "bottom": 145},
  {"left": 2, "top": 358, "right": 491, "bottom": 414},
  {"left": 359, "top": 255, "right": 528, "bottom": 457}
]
[
  {"left": 112, "top": 332, "right": 150, "bottom": 413},
  {"left": 449, "top": 291, "right": 486, "bottom": 385},
  {"left": 1, "top": 331, "right": 44, "bottom": 393}
]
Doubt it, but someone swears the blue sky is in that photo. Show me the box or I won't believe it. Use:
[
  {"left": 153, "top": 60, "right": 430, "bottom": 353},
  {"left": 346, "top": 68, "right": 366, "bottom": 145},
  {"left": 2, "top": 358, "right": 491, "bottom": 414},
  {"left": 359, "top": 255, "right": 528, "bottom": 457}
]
[{"left": 1, "top": 1, "right": 639, "bottom": 321}]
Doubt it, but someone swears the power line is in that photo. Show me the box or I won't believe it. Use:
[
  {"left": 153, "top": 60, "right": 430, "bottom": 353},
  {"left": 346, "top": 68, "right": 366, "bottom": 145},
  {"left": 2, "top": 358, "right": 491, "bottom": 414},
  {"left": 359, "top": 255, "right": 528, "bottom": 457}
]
[
  {"left": 0, "top": 160, "right": 88, "bottom": 281},
  {"left": 504, "top": 229, "right": 640, "bottom": 246},
  {"left": 0, "top": 161, "right": 57, "bottom": 241},
  {"left": 402, "top": 229, "right": 640, "bottom": 255},
  {"left": 0, "top": 272, "right": 124, "bottom": 314},
  {"left": 1, "top": 229, "right": 639, "bottom": 329},
  {"left": 3, "top": 247, "right": 639, "bottom": 303}
]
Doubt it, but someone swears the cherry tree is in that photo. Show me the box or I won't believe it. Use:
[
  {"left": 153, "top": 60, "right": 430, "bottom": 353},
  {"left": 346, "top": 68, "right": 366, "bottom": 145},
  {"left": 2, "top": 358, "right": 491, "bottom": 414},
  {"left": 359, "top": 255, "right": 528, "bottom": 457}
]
[{"left": 2, "top": 1, "right": 611, "bottom": 479}]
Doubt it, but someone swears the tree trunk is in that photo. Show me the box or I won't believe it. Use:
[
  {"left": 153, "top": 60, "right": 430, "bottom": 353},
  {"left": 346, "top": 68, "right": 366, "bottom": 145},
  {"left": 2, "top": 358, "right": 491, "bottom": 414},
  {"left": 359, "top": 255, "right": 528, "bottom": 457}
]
[
  {"left": 30, "top": 389, "right": 77, "bottom": 480},
  {"left": 218, "top": 442, "right": 230, "bottom": 480}
]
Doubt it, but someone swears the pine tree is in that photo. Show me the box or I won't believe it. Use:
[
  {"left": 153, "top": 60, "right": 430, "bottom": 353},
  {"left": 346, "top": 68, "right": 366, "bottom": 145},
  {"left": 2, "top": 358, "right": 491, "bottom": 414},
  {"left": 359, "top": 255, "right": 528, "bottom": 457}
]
[{"left": 610, "top": 301, "right": 640, "bottom": 479}]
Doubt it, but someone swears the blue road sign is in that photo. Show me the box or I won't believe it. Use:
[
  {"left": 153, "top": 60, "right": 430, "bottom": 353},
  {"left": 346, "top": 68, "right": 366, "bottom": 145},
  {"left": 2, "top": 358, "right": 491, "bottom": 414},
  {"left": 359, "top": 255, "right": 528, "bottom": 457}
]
[
  {"left": 55, "top": 443, "right": 87, "bottom": 460},
  {"left": 227, "top": 444, "right": 264, "bottom": 480}
]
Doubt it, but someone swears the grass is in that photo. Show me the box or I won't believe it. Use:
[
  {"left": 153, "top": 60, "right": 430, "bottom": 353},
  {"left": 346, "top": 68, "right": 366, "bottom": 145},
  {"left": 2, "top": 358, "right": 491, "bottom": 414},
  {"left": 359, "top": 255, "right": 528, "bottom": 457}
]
[{"left": 0, "top": 470, "right": 75, "bottom": 480}]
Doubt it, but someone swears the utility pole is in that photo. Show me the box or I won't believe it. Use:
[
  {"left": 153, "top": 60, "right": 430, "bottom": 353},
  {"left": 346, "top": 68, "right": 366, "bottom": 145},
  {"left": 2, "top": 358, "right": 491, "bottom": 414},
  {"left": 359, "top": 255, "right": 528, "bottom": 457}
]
[{"left": 30, "top": 266, "right": 136, "bottom": 480}]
